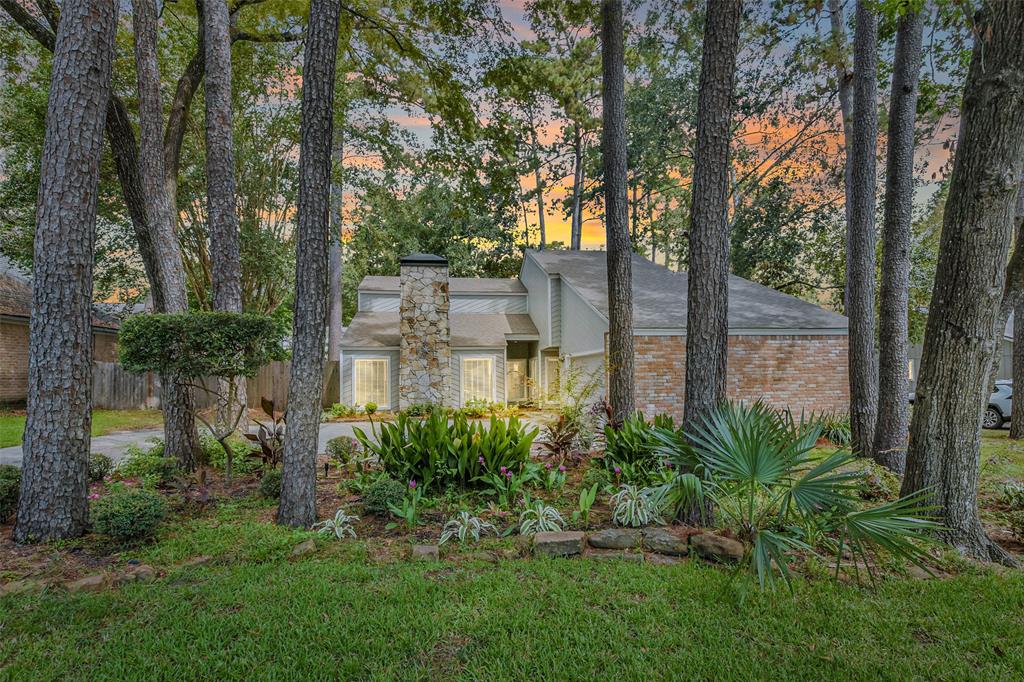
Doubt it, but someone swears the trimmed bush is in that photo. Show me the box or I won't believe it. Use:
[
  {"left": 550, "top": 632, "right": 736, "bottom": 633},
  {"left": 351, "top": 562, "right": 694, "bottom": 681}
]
[
  {"left": 0, "top": 465, "right": 20, "bottom": 524},
  {"left": 362, "top": 478, "right": 406, "bottom": 515},
  {"left": 88, "top": 453, "right": 114, "bottom": 482},
  {"left": 90, "top": 487, "right": 167, "bottom": 542},
  {"left": 326, "top": 436, "right": 361, "bottom": 464},
  {"left": 259, "top": 468, "right": 283, "bottom": 499},
  {"left": 117, "top": 446, "right": 181, "bottom": 488}
]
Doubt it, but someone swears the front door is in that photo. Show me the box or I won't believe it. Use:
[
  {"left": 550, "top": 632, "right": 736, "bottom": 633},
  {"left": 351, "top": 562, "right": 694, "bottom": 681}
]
[{"left": 507, "top": 359, "right": 527, "bottom": 403}]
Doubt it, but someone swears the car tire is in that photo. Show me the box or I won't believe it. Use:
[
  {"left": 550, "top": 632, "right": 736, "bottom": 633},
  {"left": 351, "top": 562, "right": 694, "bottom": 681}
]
[{"left": 983, "top": 407, "right": 1003, "bottom": 430}]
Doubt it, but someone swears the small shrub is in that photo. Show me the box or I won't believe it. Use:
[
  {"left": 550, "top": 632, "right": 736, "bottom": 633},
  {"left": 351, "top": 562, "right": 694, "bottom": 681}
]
[
  {"left": 259, "top": 468, "right": 283, "bottom": 498},
  {"left": 1009, "top": 511, "right": 1024, "bottom": 541},
  {"left": 364, "top": 402, "right": 378, "bottom": 416},
  {"left": 315, "top": 507, "right": 360, "bottom": 539},
  {"left": 88, "top": 453, "right": 113, "bottom": 482},
  {"left": 540, "top": 415, "right": 578, "bottom": 458},
  {"left": 117, "top": 445, "right": 181, "bottom": 488},
  {"left": 402, "top": 402, "right": 449, "bottom": 418},
  {"left": 362, "top": 478, "right": 406, "bottom": 515},
  {"left": 519, "top": 496, "right": 564, "bottom": 535},
  {"left": 0, "top": 465, "right": 20, "bottom": 524},
  {"left": 815, "top": 411, "right": 852, "bottom": 447},
  {"left": 326, "top": 436, "right": 361, "bottom": 465},
  {"left": 603, "top": 412, "right": 668, "bottom": 480},
  {"left": 326, "top": 403, "right": 358, "bottom": 419},
  {"left": 440, "top": 511, "right": 497, "bottom": 544},
  {"left": 999, "top": 480, "right": 1024, "bottom": 510},
  {"left": 90, "top": 487, "right": 167, "bottom": 542}
]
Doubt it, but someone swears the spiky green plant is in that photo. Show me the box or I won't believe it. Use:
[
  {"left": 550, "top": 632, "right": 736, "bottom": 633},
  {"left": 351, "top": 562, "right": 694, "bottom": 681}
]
[
  {"left": 519, "top": 496, "right": 565, "bottom": 535},
  {"left": 440, "top": 511, "right": 498, "bottom": 545},
  {"left": 651, "top": 401, "right": 939, "bottom": 591},
  {"left": 315, "top": 507, "right": 360, "bottom": 540},
  {"left": 610, "top": 484, "right": 665, "bottom": 527}
]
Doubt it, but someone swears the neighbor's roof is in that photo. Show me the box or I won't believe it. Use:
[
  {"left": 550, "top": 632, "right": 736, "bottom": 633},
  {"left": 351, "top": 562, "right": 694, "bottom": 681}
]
[
  {"left": 358, "top": 275, "right": 526, "bottom": 295},
  {"left": 341, "top": 312, "right": 539, "bottom": 349},
  {"left": 525, "top": 249, "right": 847, "bottom": 332},
  {"left": 0, "top": 253, "right": 120, "bottom": 329}
]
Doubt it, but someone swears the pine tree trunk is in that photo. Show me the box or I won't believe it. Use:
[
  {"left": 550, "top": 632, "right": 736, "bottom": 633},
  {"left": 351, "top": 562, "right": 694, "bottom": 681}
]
[
  {"left": 1011, "top": 301, "right": 1024, "bottom": 439},
  {"left": 204, "top": 0, "right": 246, "bottom": 430},
  {"left": 873, "top": 8, "right": 922, "bottom": 474},
  {"left": 14, "top": 0, "right": 118, "bottom": 543},
  {"left": 985, "top": 182, "right": 1024, "bottom": 394},
  {"left": 529, "top": 117, "right": 547, "bottom": 249},
  {"left": 132, "top": 0, "right": 200, "bottom": 469},
  {"left": 570, "top": 126, "right": 584, "bottom": 250},
  {"left": 602, "top": 0, "right": 634, "bottom": 424},
  {"left": 827, "top": 0, "right": 854, "bottom": 230},
  {"left": 901, "top": 0, "right": 1024, "bottom": 566},
  {"left": 327, "top": 133, "right": 344, "bottom": 365},
  {"left": 278, "top": 0, "right": 341, "bottom": 528},
  {"left": 683, "top": 0, "right": 742, "bottom": 432},
  {"left": 845, "top": 0, "right": 879, "bottom": 459}
]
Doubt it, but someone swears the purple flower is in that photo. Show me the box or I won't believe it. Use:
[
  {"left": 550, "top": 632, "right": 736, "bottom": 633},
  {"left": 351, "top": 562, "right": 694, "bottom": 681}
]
[
  {"left": 558, "top": 465, "right": 566, "bottom": 473},
  {"left": 545, "top": 462, "right": 552, "bottom": 470},
  {"left": 505, "top": 471, "right": 513, "bottom": 479},
  {"left": 409, "top": 479, "right": 417, "bottom": 489},
  {"left": 500, "top": 466, "right": 508, "bottom": 474},
  {"left": 88, "top": 493, "right": 100, "bottom": 500},
  {"left": 614, "top": 466, "right": 622, "bottom": 475},
  {"left": 478, "top": 456, "right": 485, "bottom": 465}
]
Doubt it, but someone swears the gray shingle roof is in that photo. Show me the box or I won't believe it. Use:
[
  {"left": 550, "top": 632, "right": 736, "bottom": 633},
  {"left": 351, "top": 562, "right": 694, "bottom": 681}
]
[
  {"left": 358, "top": 275, "right": 526, "bottom": 295},
  {"left": 341, "top": 312, "right": 539, "bottom": 349},
  {"left": 0, "top": 254, "right": 121, "bottom": 329},
  {"left": 525, "top": 249, "right": 847, "bottom": 332}
]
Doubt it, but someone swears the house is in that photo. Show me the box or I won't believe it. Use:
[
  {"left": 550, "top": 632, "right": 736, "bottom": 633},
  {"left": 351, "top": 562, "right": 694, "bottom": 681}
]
[
  {"left": 909, "top": 314, "right": 1014, "bottom": 392},
  {"left": 0, "top": 255, "right": 120, "bottom": 405},
  {"left": 338, "top": 250, "right": 850, "bottom": 418}
]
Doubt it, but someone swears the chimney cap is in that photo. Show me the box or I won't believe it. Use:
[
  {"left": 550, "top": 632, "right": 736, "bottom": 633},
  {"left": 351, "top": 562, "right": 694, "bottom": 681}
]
[{"left": 400, "top": 253, "right": 448, "bottom": 266}]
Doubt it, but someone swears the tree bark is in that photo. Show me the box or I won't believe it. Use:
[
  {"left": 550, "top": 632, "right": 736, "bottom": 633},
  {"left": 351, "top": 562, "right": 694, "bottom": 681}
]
[
  {"left": 827, "top": 0, "right": 854, "bottom": 230},
  {"left": 14, "top": 0, "right": 118, "bottom": 543},
  {"left": 529, "top": 111, "right": 547, "bottom": 249},
  {"left": 845, "top": 0, "right": 879, "bottom": 459},
  {"left": 1011, "top": 300, "right": 1024, "bottom": 439},
  {"left": 278, "top": 0, "right": 341, "bottom": 528},
  {"left": 683, "top": 0, "right": 742, "bottom": 432},
  {"left": 570, "top": 125, "right": 584, "bottom": 250},
  {"left": 873, "top": 8, "right": 922, "bottom": 473},
  {"left": 204, "top": 0, "right": 246, "bottom": 429},
  {"left": 901, "top": 0, "right": 1024, "bottom": 566},
  {"left": 601, "top": 0, "right": 634, "bottom": 424},
  {"left": 132, "top": 0, "right": 201, "bottom": 469},
  {"left": 985, "top": 181, "right": 1024, "bottom": 394},
  {"left": 327, "top": 132, "right": 344, "bottom": 365}
]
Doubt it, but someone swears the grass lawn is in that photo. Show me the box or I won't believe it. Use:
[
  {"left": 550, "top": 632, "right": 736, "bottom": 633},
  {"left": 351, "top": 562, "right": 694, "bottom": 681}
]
[
  {"left": 0, "top": 409, "right": 162, "bottom": 448},
  {"left": 1, "top": 508, "right": 1022, "bottom": 680}
]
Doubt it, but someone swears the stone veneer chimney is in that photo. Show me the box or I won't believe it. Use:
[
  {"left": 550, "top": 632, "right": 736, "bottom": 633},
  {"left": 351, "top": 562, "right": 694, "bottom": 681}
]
[{"left": 398, "top": 253, "right": 451, "bottom": 407}]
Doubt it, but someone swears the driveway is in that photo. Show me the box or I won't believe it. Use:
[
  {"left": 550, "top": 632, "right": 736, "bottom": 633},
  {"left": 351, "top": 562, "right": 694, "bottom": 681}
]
[{"left": 0, "top": 421, "right": 377, "bottom": 467}]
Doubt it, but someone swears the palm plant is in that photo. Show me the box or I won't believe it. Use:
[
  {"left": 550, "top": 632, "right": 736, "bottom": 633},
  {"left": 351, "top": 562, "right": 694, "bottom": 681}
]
[{"left": 651, "top": 401, "right": 939, "bottom": 591}]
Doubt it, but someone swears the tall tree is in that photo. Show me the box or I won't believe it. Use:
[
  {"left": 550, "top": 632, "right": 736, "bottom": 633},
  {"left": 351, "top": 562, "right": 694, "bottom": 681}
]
[
  {"left": 203, "top": 0, "right": 246, "bottom": 427},
  {"left": 1012, "top": 299, "right": 1024, "bottom": 439},
  {"left": 873, "top": 6, "right": 923, "bottom": 473},
  {"left": 845, "top": 0, "right": 879, "bottom": 459},
  {"left": 278, "top": 0, "right": 342, "bottom": 528},
  {"left": 602, "top": 0, "right": 633, "bottom": 423},
  {"left": 683, "top": 0, "right": 742, "bottom": 432},
  {"left": 901, "top": 0, "right": 1024, "bottom": 566},
  {"left": 132, "top": 0, "right": 201, "bottom": 469},
  {"left": 827, "top": 0, "right": 854, "bottom": 231},
  {"left": 13, "top": 0, "right": 118, "bottom": 542}
]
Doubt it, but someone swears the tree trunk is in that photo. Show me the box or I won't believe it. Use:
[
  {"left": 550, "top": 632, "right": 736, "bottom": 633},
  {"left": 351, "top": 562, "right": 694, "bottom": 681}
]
[
  {"left": 985, "top": 181, "right": 1024, "bottom": 394},
  {"left": 132, "top": 0, "right": 200, "bottom": 469},
  {"left": 602, "top": 0, "right": 634, "bottom": 425},
  {"left": 570, "top": 126, "right": 584, "bottom": 250},
  {"left": 529, "top": 115, "right": 547, "bottom": 250},
  {"left": 327, "top": 132, "right": 344, "bottom": 366},
  {"left": 683, "top": 0, "right": 742, "bottom": 433},
  {"left": 278, "top": 0, "right": 341, "bottom": 528},
  {"left": 873, "top": 8, "right": 922, "bottom": 474},
  {"left": 14, "top": 0, "right": 118, "bottom": 543},
  {"left": 827, "top": 0, "right": 854, "bottom": 230},
  {"left": 901, "top": 0, "right": 1024, "bottom": 566},
  {"left": 1011, "top": 301, "right": 1024, "bottom": 439},
  {"left": 204, "top": 0, "right": 246, "bottom": 430},
  {"left": 845, "top": 0, "right": 879, "bottom": 459}
]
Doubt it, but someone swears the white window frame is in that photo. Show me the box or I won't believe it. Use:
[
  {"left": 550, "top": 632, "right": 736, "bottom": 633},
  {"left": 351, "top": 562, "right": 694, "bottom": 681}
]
[
  {"left": 352, "top": 356, "right": 390, "bottom": 409},
  {"left": 461, "top": 355, "right": 496, "bottom": 406}
]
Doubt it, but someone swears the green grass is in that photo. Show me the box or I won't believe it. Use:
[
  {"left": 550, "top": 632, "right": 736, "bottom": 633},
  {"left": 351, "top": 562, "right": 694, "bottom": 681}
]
[
  {"left": 0, "top": 410, "right": 162, "bottom": 448},
  {"left": 1, "top": 508, "right": 1023, "bottom": 680}
]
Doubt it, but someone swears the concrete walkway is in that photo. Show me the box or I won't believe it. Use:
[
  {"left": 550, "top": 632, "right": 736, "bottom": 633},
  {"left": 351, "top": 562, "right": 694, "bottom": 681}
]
[{"left": 0, "top": 421, "right": 377, "bottom": 467}]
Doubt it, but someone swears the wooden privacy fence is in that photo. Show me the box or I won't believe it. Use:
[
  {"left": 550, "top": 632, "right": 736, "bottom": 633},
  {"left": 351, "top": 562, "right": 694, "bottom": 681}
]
[{"left": 92, "top": 361, "right": 340, "bottom": 411}]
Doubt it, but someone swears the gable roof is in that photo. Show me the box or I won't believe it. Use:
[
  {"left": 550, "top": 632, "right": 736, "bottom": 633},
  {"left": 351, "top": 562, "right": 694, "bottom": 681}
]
[
  {"left": 524, "top": 249, "right": 847, "bottom": 333},
  {"left": 0, "top": 254, "right": 120, "bottom": 329},
  {"left": 358, "top": 275, "right": 526, "bottom": 295},
  {"left": 341, "top": 312, "right": 538, "bottom": 349}
]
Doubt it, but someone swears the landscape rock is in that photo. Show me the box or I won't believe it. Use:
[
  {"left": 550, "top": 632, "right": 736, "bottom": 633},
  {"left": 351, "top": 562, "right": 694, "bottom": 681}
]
[
  {"left": 128, "top": 564, "right": 158, "bottom": 582},
  {"left": 291, "top": 539, "right": 317, "bottom": 557},
  {"left": 183, "top": 555, "right": 213, "bottom": 567},
  {"left": 587, "top": 549, "right": 644, "bottom": 562},
  {"left": 533, "top": 531, "right": 585, "bottom": 558},
  {"left": 411, "top": 544, "right": 440, "bottom": 561},
  {"left": 588, "top": 528, "right": 642, "bottom": 550},
  {"left": 65, "top": 574, "right": 107, "bottom": 592},
  {"left": 1, "top": 578, "right": 44, "bottom": 596},
  {"left": 646, "top": 553, "right": 682, "bottom": 566},
  {"left": 690, "top": 533, "right": 744, "bottom": 563},
  {"left": 643, "top": 528, "right": 689, "bottom": 556}
]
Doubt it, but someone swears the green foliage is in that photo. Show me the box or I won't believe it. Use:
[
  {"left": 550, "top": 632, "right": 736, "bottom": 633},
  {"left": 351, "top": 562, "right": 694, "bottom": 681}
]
[
  {"left": 118, "top": 312, "right": 287, "bottom": 379},
  {"left": 388, "top": 483, "right": 423, "bottom": 530},
  {"left": 0, "top": 464, "right": 20, "bottom": 523},
  {"left": 603, "top": 412, "right": 670, "bottom": 479},
  {"left": 856, "top": 461, "right": 901, "bottom": 501},
  {"left": 325, "top": 403, "right": 358, "bottom": 419},
  {"left": 363, "top": 402, "right": 378, "bottom": 416},
  {"left": 572, "top": 482, "right": 599, "bottom": 526},
  {"left": 1009, "top": 511, "right": 1024, "bottom": 542},
  {"left": 353, "top": 412, "right": 537, "bottom": 492},
  {"left": 258, "top": 468, "right": 283, "bottom": 499},
  {"left": 88, "top": 453, "right": 114, "bottom": 483},
  {"left": 999, "top": 480, "right": 1024, "bottom": 510},
  {"left": 814, "top": 411, "right": 852, "bottom": 447},
  {"left": 440, "top": 511, "right": 497, "bottom": 545},
  {"left": 610, "top": 484, "right": 664, "bottom": 528},
  {"left": 652, "top": 401, "right": 940, "bottom": 591},
  {"left": 361, "top": 478, "right": 406, "bottom": 516},
  {"left": 326, "top": 436, "right": 362, "bottom": 465},
  {"left": 519, "top": 496, "right": 564, "bottom": 535},
  {"left": 315, "top": 508, "right": 360, "bottom": 540},
  {"left": 244, "top": 398, "right": 286, "bottom": 470},
  {"left": 540, "top": 414, "right": 578, "bottom": 458},
  {"left": 116, "top": 446, "right": 181, "bottom": 488},
  {"left": 90, "top": 487, "right": 167, "bottom": 542}
]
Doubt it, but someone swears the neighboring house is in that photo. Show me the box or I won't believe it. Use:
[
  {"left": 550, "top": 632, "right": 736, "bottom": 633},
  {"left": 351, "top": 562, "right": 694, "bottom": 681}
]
[
  {"left": 0, "top": 255, "right": 120, "bottom": 405},
  {"left": 339, "top": 251, "right": 849, "bottom": 418},
  {"left": 908, "top": 313, "right": 1014, "bottom": 393}
]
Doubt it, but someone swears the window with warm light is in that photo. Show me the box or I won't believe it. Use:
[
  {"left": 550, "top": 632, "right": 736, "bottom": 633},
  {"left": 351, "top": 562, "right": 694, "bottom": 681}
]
[
  {"left": 353, "top": 358, "right": 389, "bottom": 407},
  {"left": 461, "top": 357, "right": 493, "bottom": 404}
]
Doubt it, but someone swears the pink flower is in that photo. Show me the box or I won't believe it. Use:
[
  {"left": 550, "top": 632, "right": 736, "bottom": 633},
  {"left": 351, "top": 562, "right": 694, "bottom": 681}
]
[
  {"left": 408, "top": 479, "right": 417, "bottom": 489},
  {"left": 545, "top": 462, "right": 552, "bottom": 470},
  {"left": 499, "top": 466, "right": 508, "bottom": 474},
  {"left": 505, "top": 471, "right": 513, "bottom": 479},
  {"left": 89, "top": 493, "right": 100, "bottom": 500},
  {"left": 614, "top": 466, "right": 622, "bottom": 475},
  {"left": 478, "top": 456, "right": 485, "bottom": 465},
  {"left": 558, "top": 465, "right": 566, "bottom": 473}
]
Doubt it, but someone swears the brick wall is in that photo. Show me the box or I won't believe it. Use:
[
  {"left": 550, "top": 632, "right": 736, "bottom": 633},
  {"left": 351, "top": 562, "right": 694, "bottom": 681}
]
[
  {"left": 633, "top": 334, "right": 849, "bottom": 419},
  {"left": 1, "top": 319, "right": 119, "bottom": 404}
]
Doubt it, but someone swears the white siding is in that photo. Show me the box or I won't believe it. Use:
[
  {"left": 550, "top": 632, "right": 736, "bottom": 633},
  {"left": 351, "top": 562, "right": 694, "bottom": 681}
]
[
  {"left": 560, "top": 281, "right": 607, "bottom": 356},
  {"left": 451, "top": 294, "right": 528, "bottom": 313},
  {"left": 521, "top": 254, "right": 553, "bottom": 348},
  {"left": 549, "top": 279, "right": 561, "bottom": 347},
  {"left": 342, "top": 349, "right": 399, "bottom": 409},
  {"left": 360, "top": 292, "right": 400, "bottom": 312}
]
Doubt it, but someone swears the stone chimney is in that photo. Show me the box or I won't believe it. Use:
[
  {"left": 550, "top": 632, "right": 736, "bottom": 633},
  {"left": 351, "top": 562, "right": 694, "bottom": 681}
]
[{"left": 398, "top": 253, "right": 450, "bottom": 407}]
